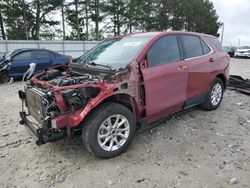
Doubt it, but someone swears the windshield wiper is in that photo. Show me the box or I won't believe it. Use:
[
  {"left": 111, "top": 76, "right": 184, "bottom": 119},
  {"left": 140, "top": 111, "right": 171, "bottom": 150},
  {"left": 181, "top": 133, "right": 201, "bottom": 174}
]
[{"left": 87, "top": 61, "right": 113, "bottom": 70}]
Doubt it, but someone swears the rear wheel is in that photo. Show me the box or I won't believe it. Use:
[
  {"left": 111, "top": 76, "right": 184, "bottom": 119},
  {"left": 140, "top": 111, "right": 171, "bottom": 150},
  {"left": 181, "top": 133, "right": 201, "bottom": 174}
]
[
  {"left": 201, "top": 78, "right": 224, "bottom": 110},
  {"left": 82, "top": 102, "right": 136, "bottom": 158}
]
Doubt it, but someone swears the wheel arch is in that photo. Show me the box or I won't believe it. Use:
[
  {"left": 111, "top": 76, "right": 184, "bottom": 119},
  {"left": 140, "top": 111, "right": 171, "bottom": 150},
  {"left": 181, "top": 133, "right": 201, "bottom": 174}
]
[
  {"left": 78, "top": 93, "right": 140, "bottom": 128},
  {"left": 215, "top": 73, "right": 226, "bottom": 89},
  {"left": 97, "top": 93, "right": 139, "bottom": 121}
]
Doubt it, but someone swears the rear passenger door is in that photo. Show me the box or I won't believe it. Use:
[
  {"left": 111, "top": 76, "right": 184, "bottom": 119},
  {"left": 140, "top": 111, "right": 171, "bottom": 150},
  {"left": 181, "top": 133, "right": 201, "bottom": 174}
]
[
  {"left": 141, "top": 35, "right": 188, "bottom": 122},
  {"left": 32, "top": 50, "right": 53, "bottom": 73},
  {"left": 180, "top": 34, "right": 215, "bottom": 100}
]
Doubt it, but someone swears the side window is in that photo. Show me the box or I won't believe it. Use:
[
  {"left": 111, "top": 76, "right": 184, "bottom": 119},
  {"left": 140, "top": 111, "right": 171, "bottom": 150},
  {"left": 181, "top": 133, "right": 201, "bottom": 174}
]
[
  {"left": 13, "top": 51, "right": 32, "bottom": 61},
  {"left": 181, "top": 35, "right": 203, "bottom": 59},
  {"left": 201, "top": 39, "right": 211, "bottom": 55},
  {"left": 147, "top": 35, "right": 180, "bottom": 67},
  {"left": 33, "top": 50, "right": 52, "bottom": 59}
]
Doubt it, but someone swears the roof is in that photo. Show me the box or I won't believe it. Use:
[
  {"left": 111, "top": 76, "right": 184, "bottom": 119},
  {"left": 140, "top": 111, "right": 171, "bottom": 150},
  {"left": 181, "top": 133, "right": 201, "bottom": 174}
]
[
  {"left": 114, "top": 31, "right": 214, "bottom": 39},
  {"left": 8, "top": 48, "right": 55, "bottom": 57}
]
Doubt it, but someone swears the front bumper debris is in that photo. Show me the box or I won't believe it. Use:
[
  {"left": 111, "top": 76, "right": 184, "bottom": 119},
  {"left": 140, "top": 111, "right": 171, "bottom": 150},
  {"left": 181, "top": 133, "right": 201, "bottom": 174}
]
[
  {"left": 228, "top": 75, "right": 250, "bottom": 95},
  {"left": 19, "top": 111, "right": 66, "bottom": 145},
  {"left": 19, "top": 90, "right": 66, "bottom": 145}
]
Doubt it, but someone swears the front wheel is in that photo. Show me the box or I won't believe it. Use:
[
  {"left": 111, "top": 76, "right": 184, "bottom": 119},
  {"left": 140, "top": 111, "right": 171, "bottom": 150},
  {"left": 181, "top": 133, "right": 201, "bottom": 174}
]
[
  {"left": 201, "top": 78, "right": 224, "bottom": 110},
  {"left": 82, "top": 102, "right": 136, "bottom": 158},
  {"left": 0, "top": 73, "right": 10, "bottom": 83}
]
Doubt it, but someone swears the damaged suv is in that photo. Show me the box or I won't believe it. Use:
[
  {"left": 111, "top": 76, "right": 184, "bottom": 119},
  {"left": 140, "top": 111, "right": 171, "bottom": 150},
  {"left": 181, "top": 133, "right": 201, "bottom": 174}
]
[{"left": 19, "top": 32, "right": 229, "bottom": 158}]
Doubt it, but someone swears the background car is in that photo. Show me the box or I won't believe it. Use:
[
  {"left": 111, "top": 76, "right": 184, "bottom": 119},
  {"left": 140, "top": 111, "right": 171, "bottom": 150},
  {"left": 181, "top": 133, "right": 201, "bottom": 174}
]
[
  {"left": 234, "top": 46, "right": 250, "bottom": 58},
  {"left": 0, "top": 48, "right": 71, "bottom": 82},
  {"left": 223, "top": 46, "right": 236, "bottom": 57}
]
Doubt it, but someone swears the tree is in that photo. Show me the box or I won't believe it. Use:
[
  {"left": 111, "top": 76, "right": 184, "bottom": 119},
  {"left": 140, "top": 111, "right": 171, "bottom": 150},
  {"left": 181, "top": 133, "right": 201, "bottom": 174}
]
[
  {"left": 30, "top": 0, "right": 63, "bottom": 40},
  {"left": 1, "top": 0, "right": 32, "bottom": 40},
  {"left": 1, "top": 0, "right": 62, "bottom": 40},
  {"left": 0, "top": 3, "right": 6, "bottom": 40},
  {"left": 65, "top": 0, "right": 84, "bottom": 40},
  {"left": 102, "top": 0, "right": 127, "bottom": 35},
  {"left": 168, "top": 0, "right": 220, "bottom": 35},
  {"left": 89, "top": 0, "right": 103, "bottom": 40},
  {"left": 1, "top": 0, "right": 220, "bottom": 40}
]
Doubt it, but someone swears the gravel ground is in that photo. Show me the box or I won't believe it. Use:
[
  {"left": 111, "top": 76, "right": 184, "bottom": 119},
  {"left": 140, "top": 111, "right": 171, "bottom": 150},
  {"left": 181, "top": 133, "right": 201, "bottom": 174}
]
[{"left": 0, "top": 58, "right": 250, "bottom": 188}]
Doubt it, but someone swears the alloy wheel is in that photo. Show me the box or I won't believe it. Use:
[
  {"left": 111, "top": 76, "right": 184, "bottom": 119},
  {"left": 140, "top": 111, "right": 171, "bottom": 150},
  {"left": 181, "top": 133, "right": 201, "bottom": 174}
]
[
  {"left": 97, "top": 114, "right": 130, "bottom": 151},
  {"left": 211, "top": 83, "right": 222, "bottom": 106}
]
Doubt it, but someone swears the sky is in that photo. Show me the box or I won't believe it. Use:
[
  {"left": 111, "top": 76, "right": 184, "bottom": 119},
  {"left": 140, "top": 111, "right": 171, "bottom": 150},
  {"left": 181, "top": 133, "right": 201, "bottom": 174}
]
[{"left": 211, "top": 0, "right": 250, "bottom": 46}]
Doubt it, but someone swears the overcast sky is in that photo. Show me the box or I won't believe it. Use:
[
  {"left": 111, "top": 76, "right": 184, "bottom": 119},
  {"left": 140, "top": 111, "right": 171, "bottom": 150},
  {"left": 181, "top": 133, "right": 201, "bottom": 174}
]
[{"left": 211, "top": 0, "right": 250, "bottom": 46}]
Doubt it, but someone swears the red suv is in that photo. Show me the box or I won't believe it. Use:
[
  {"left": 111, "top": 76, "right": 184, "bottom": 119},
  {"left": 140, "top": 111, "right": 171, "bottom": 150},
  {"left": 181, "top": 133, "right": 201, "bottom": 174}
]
[{"left": 19, "top": 32, "right": 229, "bottom": 158}]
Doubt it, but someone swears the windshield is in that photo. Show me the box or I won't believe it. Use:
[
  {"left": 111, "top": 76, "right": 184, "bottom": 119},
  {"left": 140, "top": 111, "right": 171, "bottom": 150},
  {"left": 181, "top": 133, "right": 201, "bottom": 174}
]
[
  {"left": 239, "top": 46, "right": 250, "bottom": 49},
  {"left": 75, "top": 36, "right": 153, "bottom": 70}
]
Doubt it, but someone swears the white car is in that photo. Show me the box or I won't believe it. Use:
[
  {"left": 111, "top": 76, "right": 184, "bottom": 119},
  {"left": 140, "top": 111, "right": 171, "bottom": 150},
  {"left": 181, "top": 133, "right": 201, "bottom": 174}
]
[{"left": 234, "top": 46, "right": 250, "bottom": 58}]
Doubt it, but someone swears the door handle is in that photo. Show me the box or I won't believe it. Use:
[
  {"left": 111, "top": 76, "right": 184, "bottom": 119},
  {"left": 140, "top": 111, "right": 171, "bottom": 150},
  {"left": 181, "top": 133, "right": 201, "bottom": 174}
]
[
  {"left": 209, "top": 58, "right": 214, "bottom": 62},
  {"left": 177, "top": 65, "right": 188, "bottom": 71}
]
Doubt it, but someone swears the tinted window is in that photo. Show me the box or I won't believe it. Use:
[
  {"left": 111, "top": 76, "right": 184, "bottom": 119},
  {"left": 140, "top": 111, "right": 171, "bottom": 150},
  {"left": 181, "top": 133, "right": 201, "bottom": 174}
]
[
  {"left": 182, "top": 35, "right": 203, "bottom": 58},
  {"left": 13, "top": 51, "right": 32, "bottom": 61},
  {"left": 147, "top": 35, "right": 180, "bottom": 67},
  {"left": 201, "top": 40, "right": 211, "bottom": 55},
  {"left": 205, "top": 36, "right": 223, "bottom": 51},
  {"left": 33, "top": 50, "right": 52, "bottom": 59}
]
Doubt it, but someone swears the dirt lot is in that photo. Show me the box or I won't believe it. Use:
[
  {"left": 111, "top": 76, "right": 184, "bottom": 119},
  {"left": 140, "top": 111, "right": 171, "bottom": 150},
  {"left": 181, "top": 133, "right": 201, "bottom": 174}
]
[{"left": 0, "top": 58, "right": 250, "bottom": 188}]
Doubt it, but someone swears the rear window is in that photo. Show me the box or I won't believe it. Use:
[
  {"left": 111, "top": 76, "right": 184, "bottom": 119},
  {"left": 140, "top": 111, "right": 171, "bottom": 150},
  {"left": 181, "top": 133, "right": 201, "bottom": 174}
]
[
  {"left": 201, "top": 40, "right": 211, "bottom": 55},
  {"left": 181, "top": 35, "right": 203, "bottom": 58},
  {"left": 205, "top": 36, "right": 223, "bottom": 51},
  {"left": 33, "top": 50, "right": 52, "bottom": 59}
]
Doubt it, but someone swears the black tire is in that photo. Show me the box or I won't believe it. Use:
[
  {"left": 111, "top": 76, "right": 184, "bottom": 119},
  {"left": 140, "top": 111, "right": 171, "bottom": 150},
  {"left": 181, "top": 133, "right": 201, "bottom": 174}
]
[
  {"left": 82, "top": 102, "right": 136, "bottom": 158},
  {"left": 201, "top": 78, "right": 224, "bottom": 110},
  {"left": 0, "top": 73, "right": 10, "bottom": 83}
]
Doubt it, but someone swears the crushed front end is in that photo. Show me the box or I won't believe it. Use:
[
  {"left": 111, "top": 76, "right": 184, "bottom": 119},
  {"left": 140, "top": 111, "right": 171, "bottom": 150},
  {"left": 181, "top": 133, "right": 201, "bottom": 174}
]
[
  {"left": 18, "top": 64, "right": 117, "bottom": 145},
  {"left": 19, "top": 87, "right": 66, "bottom": 145}
]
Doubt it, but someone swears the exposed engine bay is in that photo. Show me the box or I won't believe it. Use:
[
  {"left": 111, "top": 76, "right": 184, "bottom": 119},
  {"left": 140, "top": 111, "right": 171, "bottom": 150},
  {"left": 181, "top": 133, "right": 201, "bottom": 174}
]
[
  {"left": 39, "top": 69, "right": 100, "bottom": 86},
  {"left": 28, "top": 65, "right": 114, "bottom": 118}
]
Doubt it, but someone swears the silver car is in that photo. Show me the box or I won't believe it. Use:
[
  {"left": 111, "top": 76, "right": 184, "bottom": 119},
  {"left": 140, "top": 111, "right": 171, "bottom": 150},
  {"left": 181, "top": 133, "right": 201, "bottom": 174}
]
[{"left": 234, "top": 46, "right": 250, "bottom": 58}]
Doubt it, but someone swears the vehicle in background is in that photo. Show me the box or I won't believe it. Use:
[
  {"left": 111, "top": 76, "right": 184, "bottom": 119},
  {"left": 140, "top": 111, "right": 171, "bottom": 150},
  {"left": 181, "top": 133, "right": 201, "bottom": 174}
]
[
  {"left": 0, "top": 48, "right": 72, "bottom": 83},
  {"left": 234, "top": 46, "right": 250, "bottom": 58},
  {"left": 223, "top": 46, "right": 236, "bottom": 57},
  {"left": 19, "top": 31, "right": 229, "bottom": 158}
]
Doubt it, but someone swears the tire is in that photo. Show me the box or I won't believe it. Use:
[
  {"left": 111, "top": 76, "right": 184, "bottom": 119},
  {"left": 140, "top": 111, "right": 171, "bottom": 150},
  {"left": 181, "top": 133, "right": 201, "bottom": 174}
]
[
  {"left": 0, "top": 73, "right": 10, "bottom": 83},
  {"left": 82, "top": 102, "right": 136, "bottom": 158},
  {"left": 201, "top": 78, "right": 224, "bottom": 110}
]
